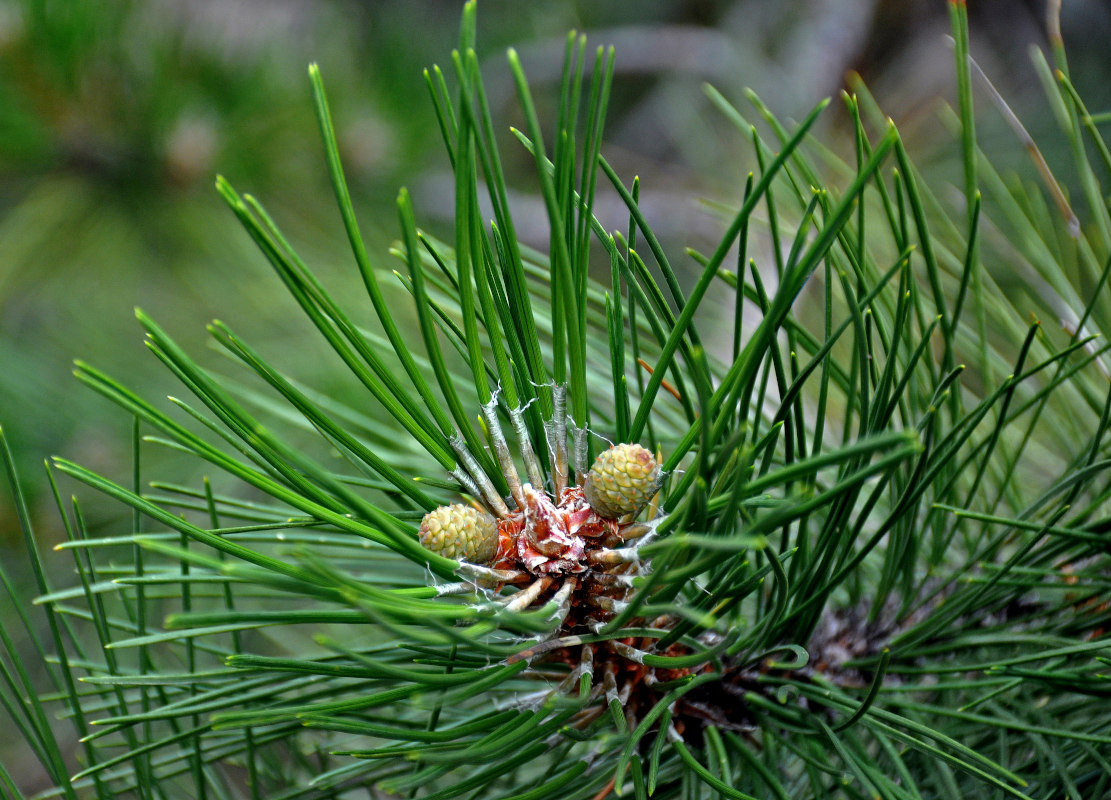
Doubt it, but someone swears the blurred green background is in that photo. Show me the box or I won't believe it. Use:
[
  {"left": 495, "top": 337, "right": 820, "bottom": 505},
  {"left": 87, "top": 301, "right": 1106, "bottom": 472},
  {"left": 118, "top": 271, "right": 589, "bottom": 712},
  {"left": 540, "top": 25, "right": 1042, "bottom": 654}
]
[
  {"left": 3, "top": 0, "right": 1111, "bottom": 793},
  {"left": 2, "top": 0, "right": 1110, "bottom": 563}
]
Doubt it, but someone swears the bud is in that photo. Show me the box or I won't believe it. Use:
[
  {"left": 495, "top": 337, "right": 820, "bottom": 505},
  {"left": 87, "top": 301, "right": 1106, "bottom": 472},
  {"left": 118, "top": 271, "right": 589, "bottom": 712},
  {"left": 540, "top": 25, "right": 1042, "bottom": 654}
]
[
  {"left": 584, "top": 443, "right": 659, "bottom": 520},
  {"left": 419, "top": 504, "right": 498, "bottom": 564}
]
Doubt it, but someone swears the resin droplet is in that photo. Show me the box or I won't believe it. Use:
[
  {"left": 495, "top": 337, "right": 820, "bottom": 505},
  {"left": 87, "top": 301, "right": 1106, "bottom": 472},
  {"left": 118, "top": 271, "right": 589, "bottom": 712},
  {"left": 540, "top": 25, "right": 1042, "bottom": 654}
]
[
  {"left": 584, "top": 443, "right": 659, "bottom": 520},
  {"left": 419, "top": 504, "right": 498, "bottom": 564}
]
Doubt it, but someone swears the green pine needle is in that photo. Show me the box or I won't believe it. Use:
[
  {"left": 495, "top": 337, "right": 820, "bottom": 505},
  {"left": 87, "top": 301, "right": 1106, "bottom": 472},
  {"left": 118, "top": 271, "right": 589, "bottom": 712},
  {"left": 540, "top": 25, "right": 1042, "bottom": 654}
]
[{"left": 2, "top": 2, "right": 1111, "bottom": 798}]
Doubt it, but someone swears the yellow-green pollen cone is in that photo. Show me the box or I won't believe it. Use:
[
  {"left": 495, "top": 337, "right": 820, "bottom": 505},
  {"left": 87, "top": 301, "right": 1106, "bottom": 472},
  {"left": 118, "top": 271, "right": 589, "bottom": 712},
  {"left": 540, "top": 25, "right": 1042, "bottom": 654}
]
[
  {"left": 419, "top": 504, "right": 498, "bottom": 564},
  {"left": 584, "top": 443, "right": 660, "bottom": 519}
]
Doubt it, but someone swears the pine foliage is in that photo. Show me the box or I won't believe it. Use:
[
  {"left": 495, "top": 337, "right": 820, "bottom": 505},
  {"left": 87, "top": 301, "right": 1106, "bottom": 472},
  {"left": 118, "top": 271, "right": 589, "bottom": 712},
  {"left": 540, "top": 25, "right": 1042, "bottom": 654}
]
[{"left": 3, "top": 3, "right": 1111, "bottom": 798}]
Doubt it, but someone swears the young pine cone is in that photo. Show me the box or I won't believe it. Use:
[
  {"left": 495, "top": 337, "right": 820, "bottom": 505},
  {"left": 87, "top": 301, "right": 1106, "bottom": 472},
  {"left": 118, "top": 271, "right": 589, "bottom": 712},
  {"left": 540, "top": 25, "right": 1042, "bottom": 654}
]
[
  {"left": 419, "top": 504, "right": 498, "bottom": 564},
  {"left": 584, "top": 443, "right": 660, "bottom": 520}
]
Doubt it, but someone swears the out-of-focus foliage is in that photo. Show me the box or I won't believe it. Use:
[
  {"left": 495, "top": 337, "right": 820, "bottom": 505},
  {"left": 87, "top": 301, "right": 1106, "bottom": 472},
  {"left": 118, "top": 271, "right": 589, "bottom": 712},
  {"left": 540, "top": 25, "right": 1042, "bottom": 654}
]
[{"left": 0, "top": 0, "right": 1108, "bottom": 526}]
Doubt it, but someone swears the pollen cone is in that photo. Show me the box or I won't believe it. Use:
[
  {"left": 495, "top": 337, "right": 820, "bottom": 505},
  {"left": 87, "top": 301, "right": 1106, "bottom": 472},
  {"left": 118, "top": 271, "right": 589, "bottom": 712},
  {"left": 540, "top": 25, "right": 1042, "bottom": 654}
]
[
  {"left": 419, "top": 504, "right": 498, "bottom": 564},
  {"left": 584, "top": 443, "right": 659, "bottom": 519}
]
